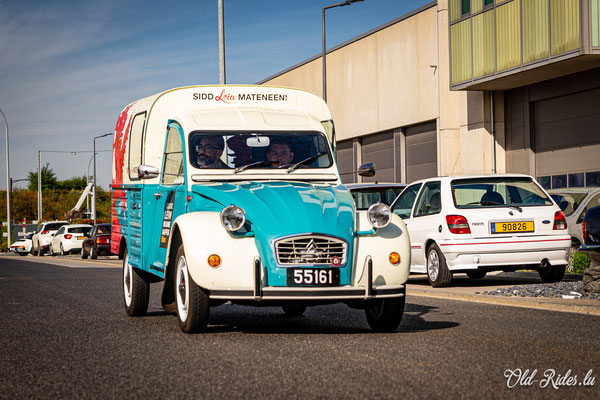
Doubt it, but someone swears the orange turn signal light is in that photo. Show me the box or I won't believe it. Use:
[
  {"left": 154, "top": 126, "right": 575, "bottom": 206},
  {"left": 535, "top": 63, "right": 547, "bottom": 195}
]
[
  {"left": 208, "top": 254, "right": 221, "bottom": 268},
  {"left": 389, "top": 252, "right": 401, "bottom": 265}
]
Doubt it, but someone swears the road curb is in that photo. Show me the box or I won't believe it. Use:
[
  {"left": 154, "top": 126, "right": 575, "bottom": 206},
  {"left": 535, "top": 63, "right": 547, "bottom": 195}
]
[{"left": 407, "top": 287, "right": 600, "bottom": 316}]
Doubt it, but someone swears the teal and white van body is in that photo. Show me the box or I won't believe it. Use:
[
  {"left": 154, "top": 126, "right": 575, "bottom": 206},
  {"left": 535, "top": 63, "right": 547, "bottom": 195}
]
[{"left": 111, "top": 85, "right": 410, "bottom": 332}]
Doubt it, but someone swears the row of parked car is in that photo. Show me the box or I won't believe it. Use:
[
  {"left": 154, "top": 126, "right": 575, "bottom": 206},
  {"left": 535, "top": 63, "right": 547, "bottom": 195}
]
[
  {"left": 9, "top": 221, "right": 112, "bottom": 259},
  {"left": 347, "top": 175, "right": 599, "bottom": 287}
]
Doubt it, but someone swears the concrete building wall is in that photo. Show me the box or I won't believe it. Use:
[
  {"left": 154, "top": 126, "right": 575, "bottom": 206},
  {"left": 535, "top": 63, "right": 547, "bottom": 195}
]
[{"left": 262, "top": 1, "right": 503, "bottom": 181}]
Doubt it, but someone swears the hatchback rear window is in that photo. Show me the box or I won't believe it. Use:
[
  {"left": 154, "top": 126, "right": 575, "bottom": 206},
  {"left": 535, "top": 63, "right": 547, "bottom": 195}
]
[
  {"left": 46, "top": 223, "right": 68, "bottom": 231},
  {"left": 452, "top": 177, "right": 553, "bottom": 208},
  {"left": 69, "top": 227, "right": 91, "bottom": 234}
]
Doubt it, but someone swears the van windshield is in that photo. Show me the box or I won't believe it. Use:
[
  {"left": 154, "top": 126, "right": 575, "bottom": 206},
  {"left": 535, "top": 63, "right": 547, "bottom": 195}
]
[
  {"left": 452, "top": 177, "right": 553, "bottom": 208},
  {"left": 188, "top": 131, "right": 333, "bottom": 171}
]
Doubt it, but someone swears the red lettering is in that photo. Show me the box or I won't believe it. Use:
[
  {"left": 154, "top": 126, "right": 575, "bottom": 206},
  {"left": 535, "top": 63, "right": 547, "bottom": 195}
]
[{"left": 215, "top": 89, "right": 235, "bottom": 104}]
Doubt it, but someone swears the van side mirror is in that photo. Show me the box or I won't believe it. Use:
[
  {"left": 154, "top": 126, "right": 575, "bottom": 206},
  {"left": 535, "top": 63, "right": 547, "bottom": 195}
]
[
  {"left": 358, "top": 162, "right": 376, "bottom": 177},
  {"left": 138, "top": 165, "right": 160, "bottom": 179}
]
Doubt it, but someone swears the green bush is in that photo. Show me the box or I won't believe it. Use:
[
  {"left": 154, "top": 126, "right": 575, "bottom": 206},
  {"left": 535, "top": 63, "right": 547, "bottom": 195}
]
[{"left": 572, "top": 251, "right": 591, "bottom": 274}]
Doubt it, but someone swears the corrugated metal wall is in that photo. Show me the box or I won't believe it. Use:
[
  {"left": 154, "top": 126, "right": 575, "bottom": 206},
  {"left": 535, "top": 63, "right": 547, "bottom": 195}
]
[
  {"left": 450, "top": 19, "right": 472, "bottom": 84},
  {"left": 593, "top": 0, "right": 600, "bottom": 46},
  {"left": 550, "top": 0, "right": 580, "bottom": 55},
  {"left": 496, "top": 0, "right": 521, "bottom": 71},
  {"left": 472, "top": 10, "right": 495, "bottom": 77},
  {"left": 522, "top": 0, "right": 549, "bottom": 63}
]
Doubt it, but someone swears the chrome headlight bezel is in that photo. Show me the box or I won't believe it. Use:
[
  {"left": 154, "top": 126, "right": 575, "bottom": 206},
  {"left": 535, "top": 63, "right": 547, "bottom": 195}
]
[
  {"left": 220, "top": 205, "right": 246, "bottom": 231},
  {"left": 367, "top": 202, "right": 392, "bottom": 229}
]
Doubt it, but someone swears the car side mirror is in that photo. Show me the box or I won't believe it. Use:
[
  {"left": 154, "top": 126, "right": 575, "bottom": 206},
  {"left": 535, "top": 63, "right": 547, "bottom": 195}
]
[
  {"left": 358, "top": 162, "right": 376, "bottom": 177},
  {"left": 138, "top": 165, "right": 160, "bottom": 179}
]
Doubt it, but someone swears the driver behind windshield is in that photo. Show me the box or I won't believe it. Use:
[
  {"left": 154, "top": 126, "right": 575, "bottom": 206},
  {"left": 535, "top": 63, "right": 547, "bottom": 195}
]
[
  {"left": 195, "top": 135, "right": 228, "bottom": 168},
  {"left": 267, "top": 140, "right": 294, "bottom": 167}
]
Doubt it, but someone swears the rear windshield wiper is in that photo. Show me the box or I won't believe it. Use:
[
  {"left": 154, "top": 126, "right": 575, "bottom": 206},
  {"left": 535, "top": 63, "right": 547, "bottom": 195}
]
[
  {"left": 480, "top": 200, "right": 523, "bottom": 212},
  {"left": 286, "top": 152, "right": 328, "bottom": 173},
  {"left": 234, "top": 160, "right": 271, "bottom": 173}
]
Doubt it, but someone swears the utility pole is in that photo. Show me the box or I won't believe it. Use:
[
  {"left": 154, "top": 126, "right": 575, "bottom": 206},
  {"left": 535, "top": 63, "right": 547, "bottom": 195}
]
[{"left": 218, "top": 0, "right": 226, "bottom": 84}]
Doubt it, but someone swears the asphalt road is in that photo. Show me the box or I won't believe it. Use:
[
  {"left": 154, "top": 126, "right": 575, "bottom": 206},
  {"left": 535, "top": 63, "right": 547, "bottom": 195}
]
[{"left": 1, "top": 256, "right": 599, "bottom": 399}]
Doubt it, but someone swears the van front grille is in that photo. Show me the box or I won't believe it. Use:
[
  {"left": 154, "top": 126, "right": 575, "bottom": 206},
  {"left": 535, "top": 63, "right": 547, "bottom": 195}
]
[{"left": 274, "top": 235, "right": 347, "bottom": 266}]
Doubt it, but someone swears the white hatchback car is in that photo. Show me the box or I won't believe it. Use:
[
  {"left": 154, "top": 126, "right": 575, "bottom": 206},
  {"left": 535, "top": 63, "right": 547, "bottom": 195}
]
[
  {"left": 49, "top": 224, "right": 93, "bottom": 256},
  {"left": 391, "top": 174, "right": 571, "bottom": 287}
]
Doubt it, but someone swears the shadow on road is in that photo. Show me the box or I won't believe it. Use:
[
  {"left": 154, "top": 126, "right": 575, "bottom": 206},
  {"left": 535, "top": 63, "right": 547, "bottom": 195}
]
[{"left": 139, "top": 301, "right": 460, "bottom": 335}]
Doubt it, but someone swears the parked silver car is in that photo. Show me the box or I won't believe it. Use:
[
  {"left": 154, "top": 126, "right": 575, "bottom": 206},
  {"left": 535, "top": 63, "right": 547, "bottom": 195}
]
[{"left": 549, "top": 188, "right": 600, "bottom": 267}]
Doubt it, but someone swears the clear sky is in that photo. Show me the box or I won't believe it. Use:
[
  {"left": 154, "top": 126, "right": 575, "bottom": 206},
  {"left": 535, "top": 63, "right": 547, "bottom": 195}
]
[{"left": 0, "top": 0, "right": 432, "bottom": 190}]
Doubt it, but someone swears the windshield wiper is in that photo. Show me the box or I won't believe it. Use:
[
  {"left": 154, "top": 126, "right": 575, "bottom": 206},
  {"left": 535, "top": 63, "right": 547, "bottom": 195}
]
[
  {"left": 480, "top": 200, "right": 523, "bottom": 212},
  {"left": 286, "top": 152, "right": 328, "bottom": 173},
  {"left": 234, "top": 160, "right": 271, "bottom": 173}
]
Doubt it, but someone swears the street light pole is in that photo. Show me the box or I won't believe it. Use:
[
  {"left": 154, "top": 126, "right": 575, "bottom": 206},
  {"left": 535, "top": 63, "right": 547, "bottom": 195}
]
[
  {"left": 218, "top": 0, "right": 226, "bottom": 84},
  {"left": 93, "top": 133, "right": 112, "bottom": 225},
  {"left": 322, "top": 0, "right": 364, "bottom": 103},
  {"left": 1, "top": 107, "right": 10, "bottom": 247}
]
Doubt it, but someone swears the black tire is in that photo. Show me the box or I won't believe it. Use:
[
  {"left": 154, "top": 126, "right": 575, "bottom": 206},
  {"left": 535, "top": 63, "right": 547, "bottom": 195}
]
[
  {"left": 81, "top": 246, "right": 88, "bottom": 259},
  {"left": 90, "top": 246, "right": 98, "bottom": 259},
  {"left": 60, "top": 244, "right": 65, "bottom": 256},
  {"left": 49, "top": 244, "right": 56, "bottom": 257},
  {"left": 426, "top": 243, "right": 452, "bottom": 287},
  {"left": 18, "top": 252, "right": 28, "bottom": 257},
  {"left": 175, "top": 244, "right": 209, "bottom": 333},
  {"left": 122, "top": 248, "right": 150, "bottom": 317},
  {"left": 466, "top": 270, "right": 487, "bottom": 280},
  {"left": 282, "top": 304, "right": 306, "bottom": 316},
  {"left": 365, "top": 295, "right": 405, "bottom": 333},
  {"left": 538, "top": 264, "right": 566, "bottom": 283}
]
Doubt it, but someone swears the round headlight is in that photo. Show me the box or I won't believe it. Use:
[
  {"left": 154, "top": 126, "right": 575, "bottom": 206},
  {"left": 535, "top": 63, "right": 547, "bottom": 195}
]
[
  {"left": 367, "top": 203, "right": 391, "bottom": 229},
  {"left": 220, "top": 205, "right": 246, "bottom": 231}
]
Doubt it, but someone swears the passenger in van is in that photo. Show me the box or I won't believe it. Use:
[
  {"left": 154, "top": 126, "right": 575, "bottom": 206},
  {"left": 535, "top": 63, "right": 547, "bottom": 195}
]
[
  {"left": 195, "top": 135, "right": 229, "bottom": 168},
  {"left": 267, "top": 140, "right": 294, "bottom": 167}
]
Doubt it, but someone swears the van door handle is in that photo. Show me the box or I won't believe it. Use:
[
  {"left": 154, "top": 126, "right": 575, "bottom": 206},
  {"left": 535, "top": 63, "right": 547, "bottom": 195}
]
[{"left": 154, "top": 192, "right": 162, "bottom": 199}]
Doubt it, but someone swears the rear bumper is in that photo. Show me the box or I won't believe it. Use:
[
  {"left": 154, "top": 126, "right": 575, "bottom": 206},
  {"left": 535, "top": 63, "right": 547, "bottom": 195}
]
[{"left": 439, "top": 235, "right": 571, "bottom": 270}]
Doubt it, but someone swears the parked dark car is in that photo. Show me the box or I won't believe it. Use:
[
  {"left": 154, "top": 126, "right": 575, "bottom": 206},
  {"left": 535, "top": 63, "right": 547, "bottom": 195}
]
[
  {"left": 346, "top": 182, "right": 407, "bottom": 210},
  {"left": 580, "top": 205, "right": 600, "bottom": 265},
  {"left": 81, "top": 223, "right": 112, "bottom": 259}
]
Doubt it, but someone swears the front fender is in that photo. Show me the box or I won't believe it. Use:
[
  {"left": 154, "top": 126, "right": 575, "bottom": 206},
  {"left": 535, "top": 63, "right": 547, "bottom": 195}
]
[
  {"left": 353, "top": 212, "right": 411, "bottom": 287},
  {"left": 170, "top": 212, "right": 260, "bottom": 290}
]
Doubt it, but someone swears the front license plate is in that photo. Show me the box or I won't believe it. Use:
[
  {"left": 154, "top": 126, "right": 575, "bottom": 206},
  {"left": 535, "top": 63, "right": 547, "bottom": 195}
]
[
  {"left": 286, "top": 268, "right": 340, "bottom": 286},
  {"left": 491, "top": 221, "right": 534, "bottom": 234}
]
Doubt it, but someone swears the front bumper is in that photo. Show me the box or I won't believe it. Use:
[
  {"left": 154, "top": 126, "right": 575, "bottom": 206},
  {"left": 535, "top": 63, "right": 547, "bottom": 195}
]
[{"left": 207, "top": 258, "right": 405, "bottom": 301}]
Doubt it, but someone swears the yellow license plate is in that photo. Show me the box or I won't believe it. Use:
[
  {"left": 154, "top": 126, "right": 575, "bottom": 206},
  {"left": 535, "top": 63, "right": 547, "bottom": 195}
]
[
  {"left": 491, "top": 221, "right": 534, "bottom": 234},
  {"left": 78, "top": 236, "right": 87, "bottom": 240}
]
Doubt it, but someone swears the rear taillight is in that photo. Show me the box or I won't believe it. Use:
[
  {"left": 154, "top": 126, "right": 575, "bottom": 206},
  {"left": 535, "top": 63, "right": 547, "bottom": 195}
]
[
  {"left": 553, "top": 211, "right": 567, "bottom": 230},
  {"left": 97, "top": 237, "right": 110, "bottom": 244},
  {"left": 446, "top": 215, "right": 471, "bottom": 234},
  {"left": 42, "top": 230, "right": 49, "bottom": 234},
  {"left": 582, "top": 222, "right": 587, "bottom": 240},
  {"left": 64, "top": 234, "right": 72, "bottom": 239}
]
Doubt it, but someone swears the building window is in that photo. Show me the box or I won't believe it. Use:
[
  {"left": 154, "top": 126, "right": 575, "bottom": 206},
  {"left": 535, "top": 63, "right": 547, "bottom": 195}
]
[
  {"left": 462, "top": 0, "right": 470, "bottom": 15},
  {"left": 568, "top": 173, "right": 584, "bottom": 188},
  {"left": 552, "top": 175, "right": 567, "bottom": 189},
  {"left": 484, "top": 0, "right": 494, "bottom": 6},
  {"left": 587, "top": 171, "right": 600, "bottom": 187}
]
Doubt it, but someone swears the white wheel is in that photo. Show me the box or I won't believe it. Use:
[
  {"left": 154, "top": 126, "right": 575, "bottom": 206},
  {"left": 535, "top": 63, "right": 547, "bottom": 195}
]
[
  {"left": 122, "top": 248, "right": 149, "bottom": 316},
  {"left": 175, "top": 244, "right": 209, "bottom": 333},
  {"left": 176, "top": 255, "right": 190, "bottom": 322}
]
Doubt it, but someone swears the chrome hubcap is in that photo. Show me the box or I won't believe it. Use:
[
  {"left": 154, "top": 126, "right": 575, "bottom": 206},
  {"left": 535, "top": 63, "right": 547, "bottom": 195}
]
[
  {"left": 123, "top": 253, "right": 132, "bottom": 307},
  {"left": 428, "top": 250, "right": 439, "bottom": 281},
  {"left": 176, "top": 256, "right": 189, "bottom": 321}
]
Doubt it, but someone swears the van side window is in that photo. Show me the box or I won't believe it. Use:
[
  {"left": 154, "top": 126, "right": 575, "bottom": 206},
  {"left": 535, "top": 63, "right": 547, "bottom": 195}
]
[
  {"left": 414, "top": 181, "right": 441, "bottom": 217},
  {"left": 128, "top": 112, "right": 147, "bottom": 180},
  {"left": 162, "top": 126, "right": 184, "bottom": 185}
]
